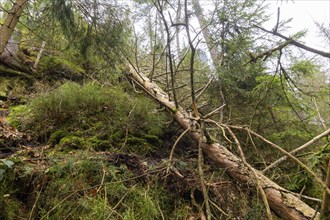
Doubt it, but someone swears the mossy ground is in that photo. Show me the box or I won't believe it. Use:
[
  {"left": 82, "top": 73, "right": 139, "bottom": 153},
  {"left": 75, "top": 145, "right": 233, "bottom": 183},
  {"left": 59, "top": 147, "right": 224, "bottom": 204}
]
[
  {"left": 0, "top": 81, "right": 286, "bottom": 219},
  {"left": 1, "top": 82, "right": 193, "bottom": 219},
  {"left": 1, "top": 148, "right": 191, "bottom": 219}
]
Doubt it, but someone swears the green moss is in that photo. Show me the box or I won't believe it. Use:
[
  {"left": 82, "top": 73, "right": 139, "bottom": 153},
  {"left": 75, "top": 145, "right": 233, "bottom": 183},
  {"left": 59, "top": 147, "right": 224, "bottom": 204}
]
[
  {"left": 0, "top": 149, "right": 193, "bottom": 220},
  {"left": 110, "top": 130, "right": 124, "bottom": 142},
  {"left": 141, "top": 134, "right": 162, "bottom": 145},
  {"left": 125, "top": 136, "right": 156, "bottom": 156},
  {"left": 0, "top": 65, "right": 34, "bottom": 80},
  {"left": 0, "top": 160, "right": 27, "bottom": 220},
  {"left": 39, "top": 56, "right": 84, "bottom": 80},
  {"left": 58, "top": 136, "right": 87, "bottom": 150},
  {"left": 7, "top": 105, "right": 29, "bottom": 129},
  {"left": 48, "top": 129, "right": 69, "bottom": 145},
  {"left": 7, "top": 82, "right": 168, "bottom": 165},
  {"left": 88, "top": 137, "right": 111, "bottom": 151},
  {"left": 0, "top": 197, "right": 23, "bottom": 220}
]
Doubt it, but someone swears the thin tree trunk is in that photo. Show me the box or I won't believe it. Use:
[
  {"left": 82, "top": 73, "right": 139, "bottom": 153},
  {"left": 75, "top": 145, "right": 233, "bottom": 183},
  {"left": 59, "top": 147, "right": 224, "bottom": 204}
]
[
  {"left": 126, "top": 64, "right": 319, "bottom": 220},
  {"left": 0, "top": 0, "right": 28, "bottom": 55},
  {"left": 175, "top": 0, "right": 181, "bottom": 54},
  {"left": 321, "top": 158, "right": 330, "bottom": 219},
  {"left": 191, "top": 0, "right": 226, "bottom": 123},
  {"left": 33, "top": 41, "right": 46, "bottom": 69},
  {"left": 191, "top": 0, "right": 219, "bottom": 66}
]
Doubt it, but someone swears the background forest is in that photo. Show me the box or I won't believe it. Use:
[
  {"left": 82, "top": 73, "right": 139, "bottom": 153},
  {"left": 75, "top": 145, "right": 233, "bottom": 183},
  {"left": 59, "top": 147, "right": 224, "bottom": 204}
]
[{"left": 0, "top": 0, "right": 329, "bottom": 219}]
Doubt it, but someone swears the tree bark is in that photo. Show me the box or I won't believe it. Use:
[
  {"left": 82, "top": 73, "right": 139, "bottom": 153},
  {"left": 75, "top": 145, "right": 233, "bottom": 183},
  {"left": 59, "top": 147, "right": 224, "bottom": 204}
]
[
  {"left": 0, "top": 0, "right": 28, "bottom": 55},
  {"left": 126, "top": 64, "right": 319, "bottom": 220}
]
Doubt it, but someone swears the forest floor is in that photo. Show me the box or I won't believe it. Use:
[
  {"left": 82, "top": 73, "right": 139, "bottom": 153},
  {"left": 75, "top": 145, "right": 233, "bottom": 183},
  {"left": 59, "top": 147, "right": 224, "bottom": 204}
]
[{"left": 0, "top": 96, "right": 267, "bottom": 219}]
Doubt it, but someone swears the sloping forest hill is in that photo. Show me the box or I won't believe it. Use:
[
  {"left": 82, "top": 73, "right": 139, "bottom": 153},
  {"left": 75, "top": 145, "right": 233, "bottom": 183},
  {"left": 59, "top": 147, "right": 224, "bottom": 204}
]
[{"left": 0, "top": 0, "right": 329, "bottom": 219}]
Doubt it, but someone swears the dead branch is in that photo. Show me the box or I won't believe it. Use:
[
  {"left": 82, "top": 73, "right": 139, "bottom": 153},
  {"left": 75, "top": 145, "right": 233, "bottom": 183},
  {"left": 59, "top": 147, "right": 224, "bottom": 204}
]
[
  {"left": 202, "top": 104, "right": 226, "bottom": 120},
  {"left": 321, "top": 158, "right": 330, "bottom": 218},
  {"left": 244, "top": 41, "right": 291, "bottom": 65},
  {"left": 184, "top": 0, "right": 198, "bottom": 117},
  {"left": 166, "top": 127, "right": 190, "bottom": 174},
  {"left": 198, "top": 120, "right": 211, "bottom": 220},
  {"left": 154, "top": 0, "right": 179, "bottom": 108},
  {"left": 263, "top": 128, "right": 330, "bottom": 173},
  {"left": 224, "top": 125, "right": 273, "bottom": 220},
  {"left": 196, "top": 76, "right": 214, "bottom": 101},
  {"left": 229, "top": 125, "right": 330, "bottom": 196},
  {"left": 254, "top": 25, "right": 330, "bottom": 58}
]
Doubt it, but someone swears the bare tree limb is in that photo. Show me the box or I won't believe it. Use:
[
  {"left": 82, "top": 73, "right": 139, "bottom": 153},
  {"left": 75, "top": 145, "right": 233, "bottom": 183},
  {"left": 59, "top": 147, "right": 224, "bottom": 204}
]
[
  {"left": 321, "top": 158, "right": 330, "bottom": 218},
  {"left": 263, "top": 128, "right": 330, "bottom": 173},
  {"left": 244, "top": 41, "right": 290, "bottom": 65},
  {"left": 166, "top": 127, "right": 190, "bottom": 174},
  {"left": 254, "top": 25, "right": 330, "bottom": 58},
  {"left": 229, "top": 125, "right": 330, "bottom": 196},
  {"left": 198, "top": 120, "right": 212, "bottom": 220},
  {"left": 224, "top": 125, "right": 273, "bottom": 220}
]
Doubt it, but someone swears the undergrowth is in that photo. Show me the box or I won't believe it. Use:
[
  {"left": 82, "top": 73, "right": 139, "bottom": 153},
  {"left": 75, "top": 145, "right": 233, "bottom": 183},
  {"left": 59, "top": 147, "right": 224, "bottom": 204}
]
[
  {"left": 10, "top": 82, "right": 167, "bottom": 155},
  {"left": 0, "top": 151, "right": 190, "bottom": 219},
  {"left": 1, "top": 81, "right": 284, "bottom": 219}
]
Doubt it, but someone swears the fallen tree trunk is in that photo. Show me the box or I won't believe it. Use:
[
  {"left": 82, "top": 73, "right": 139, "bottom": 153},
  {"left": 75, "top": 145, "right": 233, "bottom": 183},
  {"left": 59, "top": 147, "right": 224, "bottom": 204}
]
[{"left": 125, "top": 64, "right": 319, "bottom": 220}]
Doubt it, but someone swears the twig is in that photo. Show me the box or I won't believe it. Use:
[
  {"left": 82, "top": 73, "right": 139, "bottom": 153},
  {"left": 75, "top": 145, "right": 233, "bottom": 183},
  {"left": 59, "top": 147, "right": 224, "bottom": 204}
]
[
  {"left": 166, "top": 128, "right": 190, "bottom": 174},
  {"left": 106, "top": 185, "right": 136, "bottom": 219},
  {"left": 313, "top": 97, "right": 327, "bottom": 130},
  {"left": 121, "top": 105, "right": 136, "bottom": 149},
  {"left": 205, "top": 119, "right": 232, "bottom": 144},
  {"left": 274, "top": 7, "right": 280, "bottom": 33},
  {"left": 263, "top": 128, "right": 330, "bottom": 173},
  {"left": 29, "top": 184, "right": 44, "bottom": 220},
  {"left": 247, "top": 129, "right": 267, "bottom": 168},
  {"left": 209, "top": 199, "right": 229, "bottom": 217},
  {"left": 229, "top": 125, "right": 330, "bottom": 196},
  {"left": 156, "top": 201, "right": 165, "bottom": 220},
  {"left": 321, "top": 158, "right": 330, "bottom": 217},
  {"left": 198, "top": 120, "right": 211, "bottom": 220},
  {"left": 225, "top": 126, "right": 273, "bottom": 220},
  {"left": 222, "top": 125, "right": 246, "bottom": 162},
  {"left": 279, "top": 63, "right": 310, "bottom": 134},
  {"left": 277, "top": 189, "right": 322, "bottom": 203},
  {"left": 196, "top": 76, "right": 214, "bottom": 101},
  {"left": 96, "top": 166, "right": 106, "bottom": 193},
  {"left": 202, "top": 104, "right": 226, "bottom": 120},
  {"left": 244, "top": 41, "right": 290, "bottom": 65},
  {"left": 41, "top": 192, "right": 77, "bottom": 219}
]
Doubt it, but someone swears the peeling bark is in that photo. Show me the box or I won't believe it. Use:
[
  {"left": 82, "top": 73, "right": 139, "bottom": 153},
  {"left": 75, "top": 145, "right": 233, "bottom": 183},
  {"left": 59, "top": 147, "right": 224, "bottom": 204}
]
[{"left": 126, "top": 64, "right": 319, "bottom": 220}]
